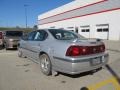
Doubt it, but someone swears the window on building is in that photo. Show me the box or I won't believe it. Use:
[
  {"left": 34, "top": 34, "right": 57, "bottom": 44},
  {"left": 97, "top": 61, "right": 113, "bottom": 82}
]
[
  {"left": 80, "top": 25, "right": 90, "bottom": 33},
  {"left": 81, "top": 29, "right": 86, "bottom": 32},
  {"left": 96, "top": 24, "right": 109, "bottom": 32},
  {"left": 81, "top": 29, "right": 90, "bottom": 32},
  {"left": 86, "top": 29, "right": 90, "bottom": 32},
  {"left": 97, "top": 28, "right": 109, "bottom": 32},
  {"left": 97, "top": 29, "right": 102, "bottom": 32},
  {"left": 103, "top": 28, "right": 109, "bottom": 32}
]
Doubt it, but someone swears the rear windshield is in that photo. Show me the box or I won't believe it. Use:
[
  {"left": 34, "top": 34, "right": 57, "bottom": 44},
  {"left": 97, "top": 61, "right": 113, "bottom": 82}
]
[
  {"left": 49, "top": 29, "right": 85, "bottom": 40},
  {"left": 6, "top": 31, "right": 23, "bottom": 37}
]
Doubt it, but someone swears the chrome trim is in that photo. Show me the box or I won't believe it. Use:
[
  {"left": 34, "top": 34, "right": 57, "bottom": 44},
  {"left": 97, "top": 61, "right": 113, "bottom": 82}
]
[
  {"left": 53, "top": 56, "right": 92, "bottom": 63},
  {"left": 53, "top": 53, "right": 109, "bottom": 63}
]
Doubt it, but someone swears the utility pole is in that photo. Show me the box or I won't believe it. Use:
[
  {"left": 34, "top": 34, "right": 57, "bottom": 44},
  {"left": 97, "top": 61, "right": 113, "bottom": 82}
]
[{"left": 24, "top": 4, "right": 29, "bottom": 28}]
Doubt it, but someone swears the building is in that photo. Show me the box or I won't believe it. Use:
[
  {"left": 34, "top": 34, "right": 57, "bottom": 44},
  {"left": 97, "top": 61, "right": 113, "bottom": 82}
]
[{"left": 38, "top": 0, "right": 120, "bottom": 40}]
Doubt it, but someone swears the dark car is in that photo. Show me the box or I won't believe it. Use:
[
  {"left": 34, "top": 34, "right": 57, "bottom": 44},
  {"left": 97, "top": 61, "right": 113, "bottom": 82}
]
[
  {"left": 4, "top": 30, "right": 23, "bottom": 49},
  {"left": 0, "top": 31, "right": 4, "bottom": 49}
]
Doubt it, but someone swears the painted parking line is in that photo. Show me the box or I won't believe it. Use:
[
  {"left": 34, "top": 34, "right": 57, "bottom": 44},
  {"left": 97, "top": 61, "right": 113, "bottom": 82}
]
[{"left": 88, "top": 77, "right": 120, "bottom": 90}]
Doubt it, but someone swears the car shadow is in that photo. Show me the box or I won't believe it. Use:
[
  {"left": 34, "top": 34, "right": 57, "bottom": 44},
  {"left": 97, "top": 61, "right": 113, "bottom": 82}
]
[
  {"left": 58, "top": 67, "right": 102, "bottom": 78},
  {"left": 0, "top": 46, "right": 4, "bottom": 50},
  {"left": 5, "top": 48, "right": 18, "bottom": 50}
]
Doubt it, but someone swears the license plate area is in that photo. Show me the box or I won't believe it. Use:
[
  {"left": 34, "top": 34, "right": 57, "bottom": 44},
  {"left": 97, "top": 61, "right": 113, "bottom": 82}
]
[{"left": 91, "top": 57, "right": 101, "bottom": 66}]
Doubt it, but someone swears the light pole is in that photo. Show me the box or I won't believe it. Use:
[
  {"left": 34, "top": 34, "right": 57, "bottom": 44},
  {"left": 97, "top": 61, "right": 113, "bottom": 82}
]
[{"left": 24, "top": 4, "right": 29, "bottom": 28}]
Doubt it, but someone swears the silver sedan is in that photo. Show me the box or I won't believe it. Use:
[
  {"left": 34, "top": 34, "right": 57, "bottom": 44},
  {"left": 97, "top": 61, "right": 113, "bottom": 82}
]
[{"left": 18, "top": 29, "right": 109, "bottom": 76}]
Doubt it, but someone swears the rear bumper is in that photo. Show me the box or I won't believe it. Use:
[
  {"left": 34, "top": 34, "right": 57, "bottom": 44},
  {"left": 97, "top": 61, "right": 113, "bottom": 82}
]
[
  {"left": 5, "top": 41, "right": 18, "bottom": 49},
  {"left": 53, "top": 52, "right": 109, "bottom": 75}
]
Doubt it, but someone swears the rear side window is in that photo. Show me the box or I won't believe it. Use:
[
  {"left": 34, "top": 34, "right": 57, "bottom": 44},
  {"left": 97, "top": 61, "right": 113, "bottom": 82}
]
[
  {"left": 49, "top": 29, "right": 78, "bottom": 40},
  {"left": 0, "top": 32, "right": 2, "bottom": 39}
]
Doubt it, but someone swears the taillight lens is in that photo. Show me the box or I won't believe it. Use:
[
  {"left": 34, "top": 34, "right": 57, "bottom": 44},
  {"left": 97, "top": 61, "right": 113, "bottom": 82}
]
[
  {"left": 66, "top": 46, "right": 81, "bottom": 56},
  {"left": 66, "top": 44, "right": 105, "bottom": 56},
  {"left": 100, "top": 44, "right": 105, "bottom": 52},
  {"left": 66, "top": 46, "right": 88, "bottom": 56}
]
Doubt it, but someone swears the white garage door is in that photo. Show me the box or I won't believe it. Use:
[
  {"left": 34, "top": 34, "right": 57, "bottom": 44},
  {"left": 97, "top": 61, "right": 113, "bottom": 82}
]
[
  {"left": 79, "top": 25, "right": 90, "bottom": 38},
  {"left": 95, "top": 24, "right": 109, "bottom": 40}
]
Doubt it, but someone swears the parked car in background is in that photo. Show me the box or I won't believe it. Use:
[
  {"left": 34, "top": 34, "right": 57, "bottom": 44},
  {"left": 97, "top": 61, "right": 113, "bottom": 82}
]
[
  {"left": 18, "top": 29, "right": 109, "bottom": 76},
  {"left": 0, "top": 31, "right": 4, "bottom": 49},
  {"left": 4, "top": 30, "right": 23, "bottom": 49}
]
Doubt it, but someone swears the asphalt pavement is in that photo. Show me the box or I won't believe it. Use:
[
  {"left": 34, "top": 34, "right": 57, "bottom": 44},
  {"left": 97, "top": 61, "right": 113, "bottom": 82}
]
[{"left": 0, "top": 40, "right": 120, "bottom": 90}]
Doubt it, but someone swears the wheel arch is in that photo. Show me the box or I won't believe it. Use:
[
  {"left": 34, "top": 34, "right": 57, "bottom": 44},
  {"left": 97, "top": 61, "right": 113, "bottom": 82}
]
[
  {"left": 39, "top": 51, "right": 52, "bottom": 75},
  {"left": 39, "top": 51, "right": 48, "bottom": 56},
  {"left": 39, "top": 51, "right": 53, "bottom": 65}
]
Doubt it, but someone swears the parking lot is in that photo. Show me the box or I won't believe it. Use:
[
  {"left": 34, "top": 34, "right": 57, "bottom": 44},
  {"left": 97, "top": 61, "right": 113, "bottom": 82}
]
[{"left": 0, "top": 40, "right": 120, "bottom": 90}]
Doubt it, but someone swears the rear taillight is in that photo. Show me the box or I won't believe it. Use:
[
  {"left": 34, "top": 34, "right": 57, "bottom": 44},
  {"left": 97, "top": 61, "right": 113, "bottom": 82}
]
[
  {"left": 66, "top": 46, "right": 88, "bottom": 56},
  {"left": 0, "top": 32, "right": 2, "bottom": 39},
  {"left": 66, "top": 46, "right": 81, "bottom": 56},
  {"left": 100, "top": 44, "right": 105, "bottom": 52},
  {"left": 66, "top": 44, "right": 105, "bottom": 56}
]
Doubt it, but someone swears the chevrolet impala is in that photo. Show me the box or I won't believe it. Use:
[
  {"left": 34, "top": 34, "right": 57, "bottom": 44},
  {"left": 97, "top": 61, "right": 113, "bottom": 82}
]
[{"left": 18, "top": 29, "right": 109, "bottom": 76}]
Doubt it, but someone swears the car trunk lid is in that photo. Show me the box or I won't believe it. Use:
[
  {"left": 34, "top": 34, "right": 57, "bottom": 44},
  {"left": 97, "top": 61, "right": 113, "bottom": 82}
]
[{"left": 66, "top": 39, "right": 105, "bottom": 56}]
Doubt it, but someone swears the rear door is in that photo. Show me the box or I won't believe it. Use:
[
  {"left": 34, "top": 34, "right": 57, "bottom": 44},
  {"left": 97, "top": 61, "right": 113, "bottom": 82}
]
[{"left": 28, "top": 30, "right": 48, "bottom": 62}]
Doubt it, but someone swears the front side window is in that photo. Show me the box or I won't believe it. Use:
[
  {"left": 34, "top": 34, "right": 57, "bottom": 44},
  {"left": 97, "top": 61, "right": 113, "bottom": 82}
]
[{"left": 49, "top": 29, "right": 85, "bottom": 40}]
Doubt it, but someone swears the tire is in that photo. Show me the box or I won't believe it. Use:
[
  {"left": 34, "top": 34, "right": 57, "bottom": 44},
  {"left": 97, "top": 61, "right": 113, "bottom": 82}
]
[
  {"left": 39, "top": 54, "right": 52, "bottom": 76},
  {"left": 4, "top": 43, "right": 8, "bottom": 50},
  {"left": 18, "top": 48, "right": 23, "bottom": 58},
  {"left": 0, "top": 44, "right": 4, "bottom": 50},
  {"left": 0, "top": 46, "right": 2, "bottom": 50}
]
